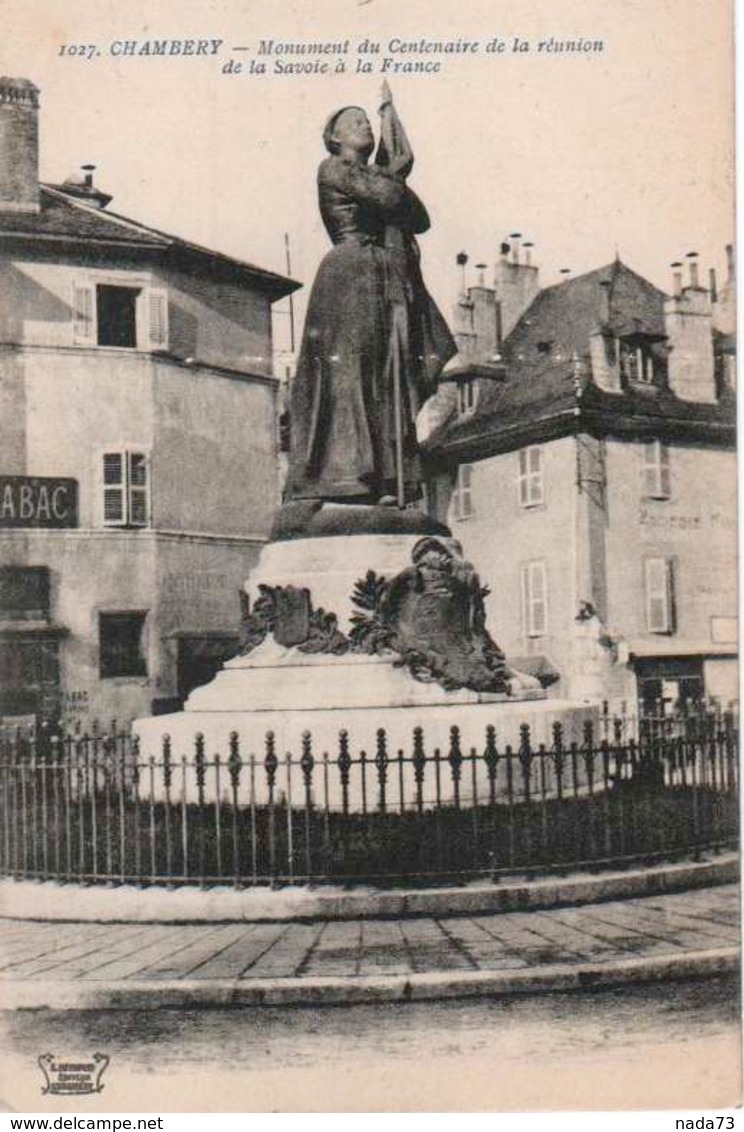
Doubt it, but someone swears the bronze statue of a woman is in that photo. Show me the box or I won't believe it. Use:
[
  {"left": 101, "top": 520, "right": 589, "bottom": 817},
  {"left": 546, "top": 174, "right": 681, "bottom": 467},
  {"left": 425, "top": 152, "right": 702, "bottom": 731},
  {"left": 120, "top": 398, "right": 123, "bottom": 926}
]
[{"left": 286, "top": 84, "right": 456, "bottom": 507}]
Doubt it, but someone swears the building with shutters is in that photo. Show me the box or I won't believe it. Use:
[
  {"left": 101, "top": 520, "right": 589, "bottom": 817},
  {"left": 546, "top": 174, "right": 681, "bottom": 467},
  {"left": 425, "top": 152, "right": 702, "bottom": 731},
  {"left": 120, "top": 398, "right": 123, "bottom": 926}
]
[
  {"left": 422, "top": 239, "right": 737, "bottom": 715},
  {"left": 0, "top": 77, "right": 298, "bottom": 730}
]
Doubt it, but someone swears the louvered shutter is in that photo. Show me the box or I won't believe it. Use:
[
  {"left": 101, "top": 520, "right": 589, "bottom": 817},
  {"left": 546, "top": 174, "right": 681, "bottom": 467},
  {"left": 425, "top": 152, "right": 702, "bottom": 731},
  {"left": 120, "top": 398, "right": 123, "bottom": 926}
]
[
  {"left": 102, "top": 453, "right": 126, "bottom": 526},
  {"left": 646, "top": 558, "right": 674, "bottom": 633},
  {"left": 127, "top": 452, "right": 149, "bottom": 526},
  {"left": 146, "top": 288, "right": 169, "bottom": 351},
  {"left": 72, "top": 282, "right": 96, "bottom": 344}
]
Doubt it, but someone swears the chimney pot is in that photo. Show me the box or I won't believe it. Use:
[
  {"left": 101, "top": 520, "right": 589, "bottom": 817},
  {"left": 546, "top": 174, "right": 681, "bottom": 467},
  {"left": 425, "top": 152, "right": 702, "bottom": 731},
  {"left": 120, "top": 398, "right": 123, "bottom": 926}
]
[
  {"left": 726, "top": 243, "right": 734, "bottom": 281},
  {"left": 523, "top": 240, "right": 534, "bottom": 266},
  {"left": 509, "top": 232, "right": 522, "bottom": 264},
  {"left": 456, "top": 251, "right": 468, "bottom": 296},
  {"left": 709, "top": 267, "right": 718, "bottom": 303}
]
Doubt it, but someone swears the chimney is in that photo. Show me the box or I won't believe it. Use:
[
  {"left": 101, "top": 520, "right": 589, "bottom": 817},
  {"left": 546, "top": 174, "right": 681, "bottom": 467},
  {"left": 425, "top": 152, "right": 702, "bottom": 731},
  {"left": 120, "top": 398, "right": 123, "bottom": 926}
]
[
  {"left": 0, "top": 77, "right": 40, "bottom": 212},
  {"left": 686, "top": 251, "right": 700, "bottom": 289},
  {"left": 671, "top": 261, "right": 683, "bottom": 298},
  {"left": 493, "top": 232, "right": 540, "bottom": 339},
  {"left": 59, "top": 163, "right": 113, "bottom": 210},
  {"left": 664, "top": 265, "right": 716, "bottom": 403},
  {"left": 589, "top": 328, "right": 621, "bottom": 393},
  {"left": 456, "top": 251, "right": 468, "bottom": 296},
  {"left": 712, "top": 243, "right": 736, "bottom": 335},
  {"left": 590, "top": 280, "right": 620, "bottom": 393},
  {"left": 598, "top": 279, "right": 611, "bottom": 325}
]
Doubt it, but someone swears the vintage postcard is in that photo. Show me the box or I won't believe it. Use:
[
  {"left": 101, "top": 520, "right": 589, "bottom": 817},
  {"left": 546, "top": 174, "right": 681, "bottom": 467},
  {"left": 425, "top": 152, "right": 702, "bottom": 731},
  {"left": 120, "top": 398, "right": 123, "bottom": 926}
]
[{"left": 0, "top": 0, "right": 739, "bottom": 1116}]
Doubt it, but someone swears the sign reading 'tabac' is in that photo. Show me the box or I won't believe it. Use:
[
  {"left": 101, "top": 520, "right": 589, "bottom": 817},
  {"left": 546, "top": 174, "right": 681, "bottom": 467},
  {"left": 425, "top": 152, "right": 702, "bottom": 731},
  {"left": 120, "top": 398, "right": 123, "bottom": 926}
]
[{"left": 0, "top": 476, "right": 78, "bottom": 528}]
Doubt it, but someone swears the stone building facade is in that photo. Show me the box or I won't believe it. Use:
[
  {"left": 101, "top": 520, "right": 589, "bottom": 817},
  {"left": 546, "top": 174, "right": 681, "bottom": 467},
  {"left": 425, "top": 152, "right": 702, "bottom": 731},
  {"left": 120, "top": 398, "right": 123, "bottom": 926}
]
[
  {"left": 0, "top": 77, "right": 298, "bottom": 730},
  {"left": 422, "top": 240, "right": 737, "bottom": 714}
]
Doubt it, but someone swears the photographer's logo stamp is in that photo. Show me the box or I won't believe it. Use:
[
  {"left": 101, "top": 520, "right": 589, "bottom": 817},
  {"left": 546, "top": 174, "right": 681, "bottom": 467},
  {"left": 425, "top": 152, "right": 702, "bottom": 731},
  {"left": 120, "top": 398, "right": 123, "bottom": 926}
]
[{"left": 37, "top": 1053, "right": 110, "bottom": 1096}]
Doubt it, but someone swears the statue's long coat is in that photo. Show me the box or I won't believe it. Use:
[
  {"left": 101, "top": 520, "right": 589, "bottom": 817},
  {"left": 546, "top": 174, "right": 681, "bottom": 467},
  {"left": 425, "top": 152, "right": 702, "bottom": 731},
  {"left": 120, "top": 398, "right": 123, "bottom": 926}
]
[{"left": 286, "top": 154, "right": 455, "bottom": 502}]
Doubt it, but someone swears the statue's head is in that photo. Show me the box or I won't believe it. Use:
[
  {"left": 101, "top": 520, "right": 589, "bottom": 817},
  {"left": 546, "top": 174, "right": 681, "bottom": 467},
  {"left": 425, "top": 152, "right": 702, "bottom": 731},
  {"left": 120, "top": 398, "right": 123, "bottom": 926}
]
[{"left": 323, "top": 106, "right": 374, "bottom": 157}]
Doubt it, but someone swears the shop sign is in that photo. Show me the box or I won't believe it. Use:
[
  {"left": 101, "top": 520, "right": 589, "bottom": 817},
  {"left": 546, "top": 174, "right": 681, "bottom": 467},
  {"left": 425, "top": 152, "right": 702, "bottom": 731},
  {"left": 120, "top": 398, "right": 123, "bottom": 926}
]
[{"left": 0, "top": 476, "right": 78, "bottom": 528}]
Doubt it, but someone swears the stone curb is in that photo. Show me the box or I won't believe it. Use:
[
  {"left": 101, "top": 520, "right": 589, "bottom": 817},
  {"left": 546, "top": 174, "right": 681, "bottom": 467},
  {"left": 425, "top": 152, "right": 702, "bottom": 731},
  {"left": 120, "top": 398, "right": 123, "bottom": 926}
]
[
  {"left": 0, "top": 854, "right": 738, "bottom": 924},
  {"left": 1, "top": 947, "right": 738, "bottom": 1011}
]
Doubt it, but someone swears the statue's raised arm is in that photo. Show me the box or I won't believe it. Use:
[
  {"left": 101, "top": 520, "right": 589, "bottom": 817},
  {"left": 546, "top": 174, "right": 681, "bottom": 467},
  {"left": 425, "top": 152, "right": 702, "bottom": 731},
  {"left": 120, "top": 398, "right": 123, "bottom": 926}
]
[{"left": 375, "top": 80, "right": 414, "bottom": 179}]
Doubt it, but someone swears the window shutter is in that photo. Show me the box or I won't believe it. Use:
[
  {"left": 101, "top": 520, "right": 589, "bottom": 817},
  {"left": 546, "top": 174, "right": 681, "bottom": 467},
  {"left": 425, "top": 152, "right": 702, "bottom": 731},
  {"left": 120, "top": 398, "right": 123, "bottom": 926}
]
[
  {"left": 457, "top": 464, "right": 473, "bottom": 519},
  {"left": 145, "top": 288, "right": 169, "bottom": 351},
  {"left": 643, "top": 441, "right": 671, "bottom": 499},
  {"left": 646, "top": 558, "right": 673, "bottom": 633},
  {"left": 519, "top": 448, "right": 543, "bottom": 507},
  {"left": 529, "top": 562, "right": 547, "bottom": 636},
  {"left": 659, "top": 444, "right": 671, "bottom": 498},
  {"left": 529, "top": 447, "right": 543, "bottom": 505},
  {"left": 127, "top": 452, "right": 149, "bottom": 527},
  {"left": 518, "top": 450, "right": 529, "bottom": 507},
  {"left": 72, "top": 282, "right": 96, "bottom": 344},
  {"left": 643, "top": 442, "right": 658, "bottom": 496},
  {"left": 102, "top": 452, "right": 126, "bottom": 526},
  {"left": 522, "top": 561, "right": 547, "bottom": 637}
]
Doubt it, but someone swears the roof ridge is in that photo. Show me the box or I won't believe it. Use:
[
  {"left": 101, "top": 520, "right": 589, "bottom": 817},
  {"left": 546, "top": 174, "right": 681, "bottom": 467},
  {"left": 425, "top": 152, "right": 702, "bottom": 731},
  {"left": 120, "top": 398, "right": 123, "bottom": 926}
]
[
  {"left": 40, "top": 185, "right": 171, "bottom": 245},
  {"left": 39, "top": 184, "right": 299, "bottom": 289}
]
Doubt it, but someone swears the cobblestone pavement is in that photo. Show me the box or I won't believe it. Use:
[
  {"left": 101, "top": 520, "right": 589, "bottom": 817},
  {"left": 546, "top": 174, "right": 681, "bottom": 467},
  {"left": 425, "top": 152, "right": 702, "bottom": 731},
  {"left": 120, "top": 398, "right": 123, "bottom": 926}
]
[{"left": 0, "top": 884, "right": 738, "bottom": 985}]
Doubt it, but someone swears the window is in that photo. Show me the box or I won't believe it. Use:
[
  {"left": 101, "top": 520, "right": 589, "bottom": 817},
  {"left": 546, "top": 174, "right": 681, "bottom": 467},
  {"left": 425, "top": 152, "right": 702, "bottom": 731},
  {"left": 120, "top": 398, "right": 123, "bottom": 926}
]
[
  {"left": 457, "top": 380, "right": 477, "bottom": 415},
  {"left": 643, "top": 441, "right": 671, "bottom": 499},
  {"left": 96, "top": 285, "right": 139, "bottom": 347},
  {"left": 521, "top": 561, "right": 548, "bottom": 638},
  {"left": 101, "top": 450, "right": 150, "bottom": 527},
  {"left": 99, "top": 612, "right": 148, "bottom": 679},
  {"left": 518, "top": 447, "right": 544, "bottom": 507},
  {"left": 72, "top": 280, "right": 168, "bottom": 351},
  {"left": 620, "top": 341, "right": 655, "bottom": 384},
  {"left": 454, "top": 463, "right": 473, "bottom": 520},
  {"left": 645, "top": 558, "right": 675, "bottom": 634}
]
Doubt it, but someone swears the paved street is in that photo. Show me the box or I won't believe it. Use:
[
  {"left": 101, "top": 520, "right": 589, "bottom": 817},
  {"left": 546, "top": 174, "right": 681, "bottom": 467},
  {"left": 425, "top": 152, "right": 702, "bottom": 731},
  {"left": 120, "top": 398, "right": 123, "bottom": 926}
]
[
  {"left": 2, "top": 974, "right": 739, "bottom": 1111},
  {"left": 0, "top": 884, "right": 740, "bottom": 1110},
  {"left": 0, "top": 883, "right": 738, "bottom": 986}
]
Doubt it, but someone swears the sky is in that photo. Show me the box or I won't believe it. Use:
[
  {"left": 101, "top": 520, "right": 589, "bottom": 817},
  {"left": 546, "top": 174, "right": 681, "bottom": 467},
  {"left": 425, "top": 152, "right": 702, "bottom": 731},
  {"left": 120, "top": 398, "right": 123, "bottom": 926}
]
[{"left": 1, "top": 0, "right": 735, "bottom": 361}]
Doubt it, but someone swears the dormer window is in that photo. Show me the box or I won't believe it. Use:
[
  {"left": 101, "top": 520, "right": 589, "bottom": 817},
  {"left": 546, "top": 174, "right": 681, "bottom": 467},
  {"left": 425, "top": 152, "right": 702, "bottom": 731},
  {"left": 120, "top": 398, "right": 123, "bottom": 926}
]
[
  {"left": 618, "top": 336, "right": 665, "bottom": 387},
  {"left": 457, "top": 380, "right": 478, "bottom": 416}
]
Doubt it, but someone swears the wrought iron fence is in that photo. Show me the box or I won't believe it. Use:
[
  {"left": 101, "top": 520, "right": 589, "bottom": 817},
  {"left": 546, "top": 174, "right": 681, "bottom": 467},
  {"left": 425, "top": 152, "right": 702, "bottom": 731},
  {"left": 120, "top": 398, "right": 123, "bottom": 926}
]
[{"left": 0, "top": 712, "right": 738, "bottom": 886}]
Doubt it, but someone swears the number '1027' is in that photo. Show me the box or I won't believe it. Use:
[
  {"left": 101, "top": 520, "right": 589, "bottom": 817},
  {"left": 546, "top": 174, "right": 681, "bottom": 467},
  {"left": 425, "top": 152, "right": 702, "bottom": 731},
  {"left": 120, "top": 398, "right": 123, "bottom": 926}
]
[{"left": 58, "top": 45, "right": 99, "bottom": 60}]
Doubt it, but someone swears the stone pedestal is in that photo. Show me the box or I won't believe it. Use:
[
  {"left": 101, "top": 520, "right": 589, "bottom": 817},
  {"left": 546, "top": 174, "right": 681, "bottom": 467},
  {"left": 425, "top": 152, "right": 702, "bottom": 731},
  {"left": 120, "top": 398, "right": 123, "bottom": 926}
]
[
  {"left": 247, "top": 532, "right": 427, "bottom": 634},
  {"left": 134, "top": 525, "right": 599, "bottom": 808}
]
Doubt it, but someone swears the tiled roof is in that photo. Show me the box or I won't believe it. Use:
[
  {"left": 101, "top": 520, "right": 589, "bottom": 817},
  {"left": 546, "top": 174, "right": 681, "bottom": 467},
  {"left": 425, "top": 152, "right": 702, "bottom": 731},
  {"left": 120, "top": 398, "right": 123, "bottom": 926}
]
[
  {"left": 0, "top": 186, "right": 299, "bottom": 298},
  {"left": 504, "top": 259, "right": 667, "bottom": 373},
  {"left": 425, "top": 259, "right": 734, "bottom": 459}
]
